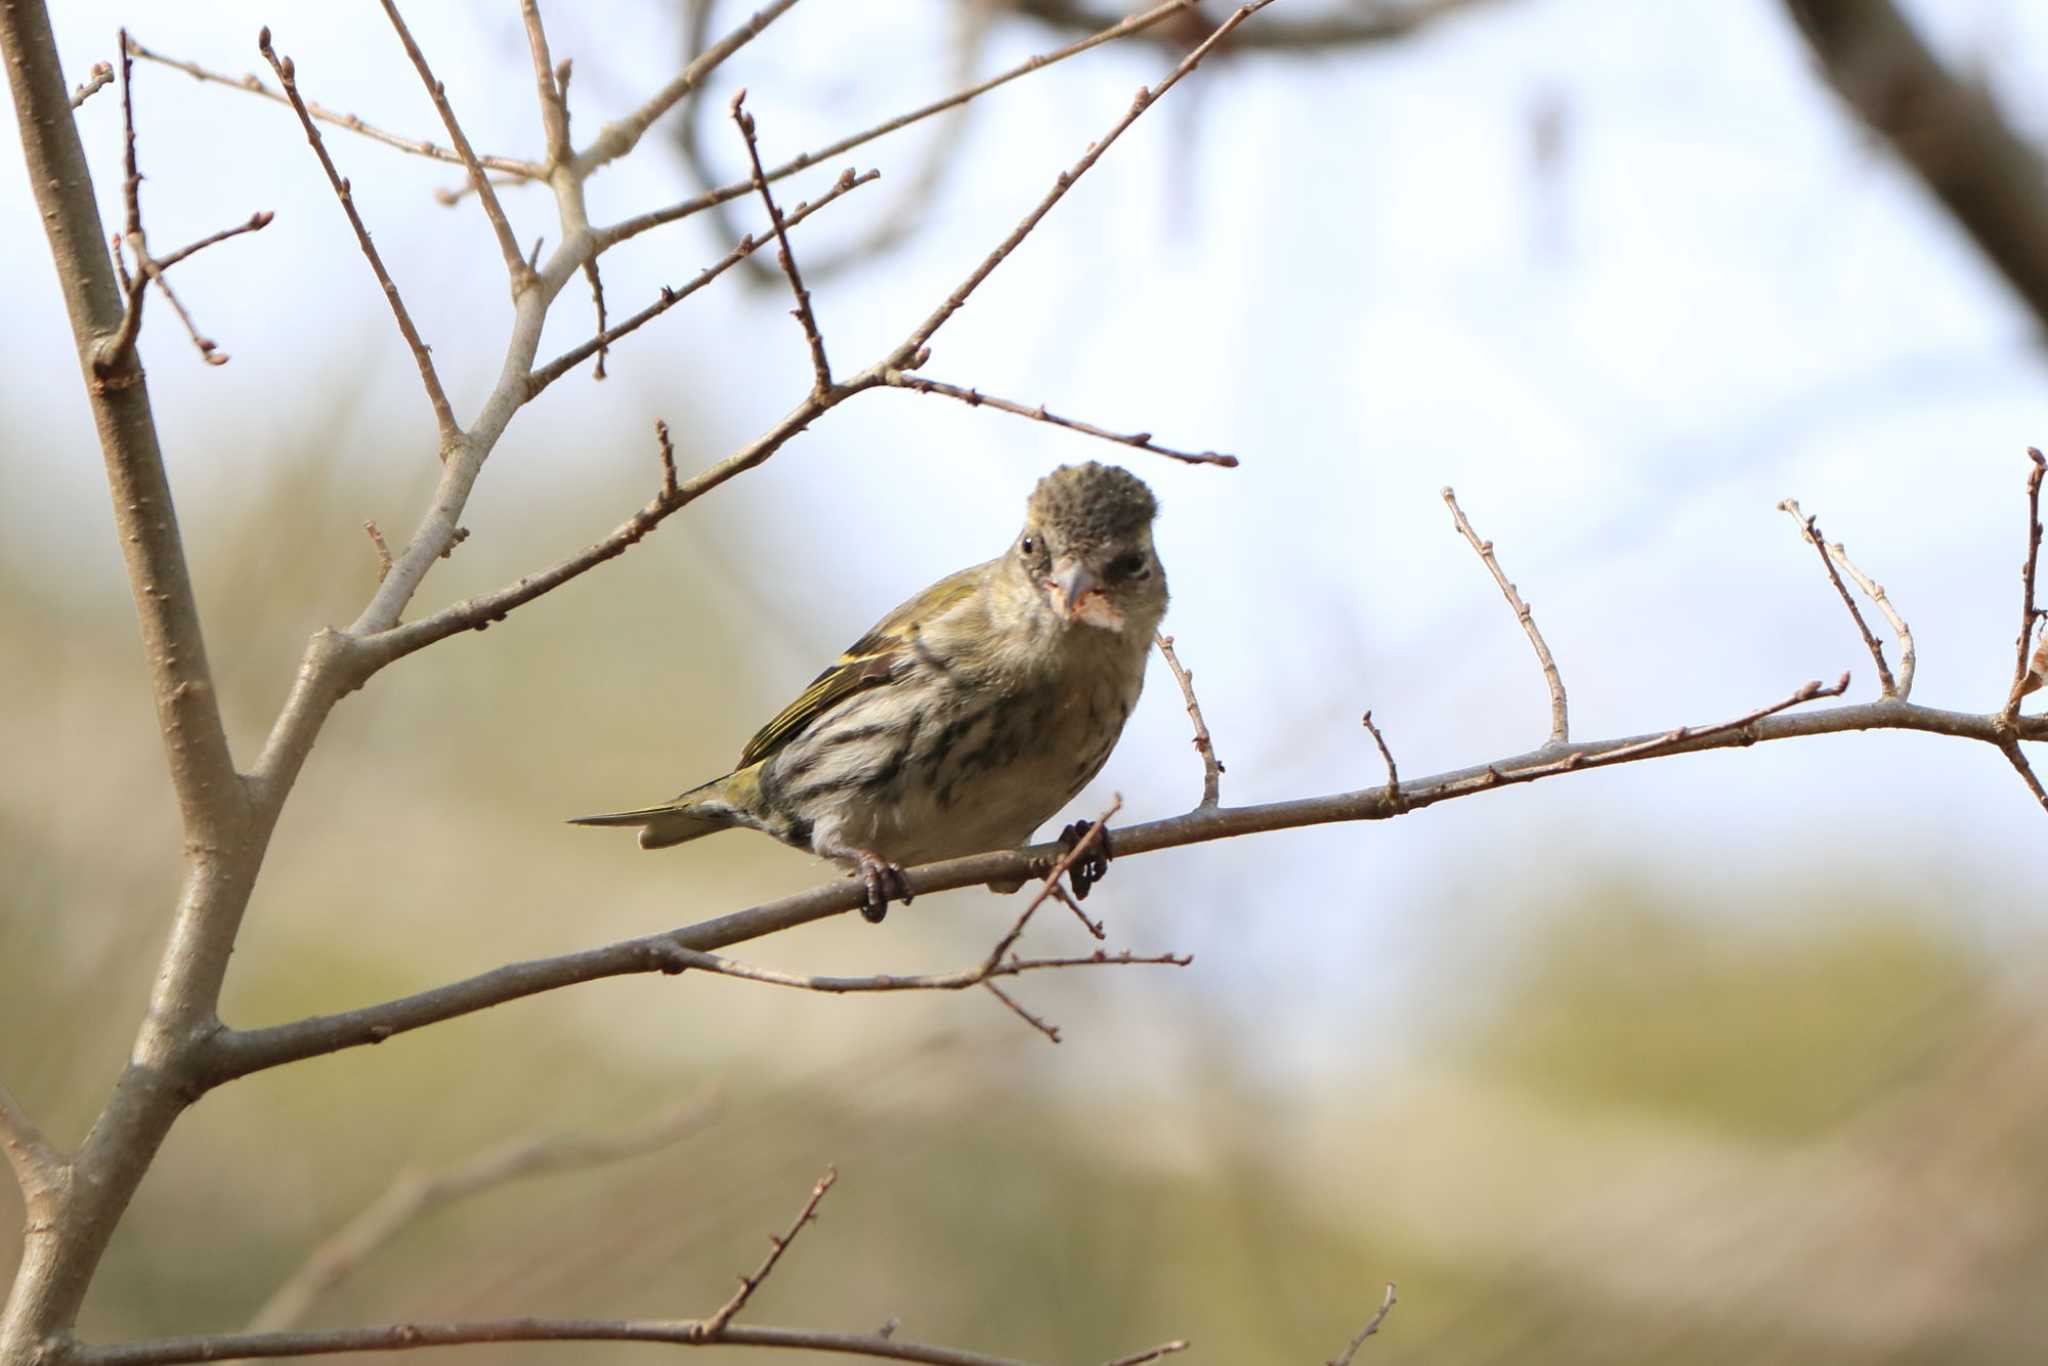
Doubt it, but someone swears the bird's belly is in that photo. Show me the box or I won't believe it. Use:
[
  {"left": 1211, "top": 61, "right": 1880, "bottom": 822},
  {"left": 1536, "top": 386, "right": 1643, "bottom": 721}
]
[{"left": 789, "top": 671, "right": 1137, "bottom": 866}]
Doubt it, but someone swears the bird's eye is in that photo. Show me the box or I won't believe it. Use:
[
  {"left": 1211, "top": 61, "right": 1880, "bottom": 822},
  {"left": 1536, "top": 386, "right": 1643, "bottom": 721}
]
[
  {"left": 1107, "top": 552, "right": 1148, "bottom": 581},
  {"left": 1020, "top": 535, "right": 1037, "bottom": 556}
]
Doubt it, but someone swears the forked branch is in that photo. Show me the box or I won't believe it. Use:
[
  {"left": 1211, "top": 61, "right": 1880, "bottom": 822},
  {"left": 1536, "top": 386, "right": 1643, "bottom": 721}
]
[{"left": 1779, "top": 499, "right": 1897, "bottom": 697}]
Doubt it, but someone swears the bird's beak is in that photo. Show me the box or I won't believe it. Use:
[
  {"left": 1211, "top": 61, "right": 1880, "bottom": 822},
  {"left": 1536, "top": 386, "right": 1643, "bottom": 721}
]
[{"left": 1047, "top": 558, "right": 1099, "bottom": 620}]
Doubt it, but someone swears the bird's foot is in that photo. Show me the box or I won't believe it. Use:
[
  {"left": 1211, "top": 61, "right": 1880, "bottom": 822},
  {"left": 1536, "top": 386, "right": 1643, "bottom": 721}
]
[
  {"left": 852, "top": 850, "right": 912, "bottom": 924},
  {"left": 1056, "top": 820, "right": 1114, "bottom": 900}
]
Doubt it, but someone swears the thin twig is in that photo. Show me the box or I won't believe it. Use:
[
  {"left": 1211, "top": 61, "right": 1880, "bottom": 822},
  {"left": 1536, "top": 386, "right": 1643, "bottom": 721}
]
[
  {"left": 152, "top": 211, "right": 274, "bottom": 272},
  {"left": 1361, "top": 711, "right": 1402, "bottom": 812},
  {"left": 601, "top": 0, "right": 1199, "bottom": 248},
  {"left": 582, "top": 258, "right": 609, "bottom": 379},
  {"left": 259, "top": 28, "right": 459, "bottom": 453},
  {"left": 135, "top": 258, "right": 223, "bottom": 364},
  {"left": 670, "top": 946, "right": 1188, "bottom": 996},
  {"left": 245, "top": 1098, "right": 713, "bottom": 1335},
  {"left": 1050, "top": 883, "right": 1106, "bottom": 940},
  {"left": 731, "top": 90, "right": 833, "bottom": 395},
  {"left": 518, "top": 0, "right": 570, "bottom": 168},
  {"left": 987, "top": 799, "right": 1121, "bottom": 970},
  {"left": 0, "top": 1076, "right": 61, "bottom": 1199},
  {"left": 885, "top": 373, "right": 1239, "bottom": 467},
  {"left": 363, "top": 522, "right": 393, "bottom": 582},
  {"left": 2000, "top": 741, "right": 2048, "bottom": 815},
  {"left": 983, "top": 981, "right": 1061, "bottom": 1044},
  {"left": 70, "top": 60, "right": 113, "bottom": 108},
  {"left": 661, "top": 804, "right": 1193, "bottom": 1042},
  {"left": 892, "top": 0, "right": 1276, "bottom": 367},
  {"left": 699, "top": 1169, "right": 837, "bottom": 1339},
  {"left": 1778, "top": 500, "right": 1897, "bottom": 698},
  {"left": 375, "top": 0, "right": 530, "bottom": 286},
  {"left": 93, "top": 31, "right": 148, "bottom": 373},
  {"left": 126, "top": 33, "right": 541, "bottom": 178},
  {"left": 1326, "top": 1283, "right": 1398, "bottom": 1366},
  {"left": 1807, "top": 517, "right": 1916, "bottom": 702},
  {"left": 1155, "top": 634, "right": 1224, "bottom": 807},
  {"left": 1442, "top": 488, "right": 1569, "bottom": 745},
  {"left": 533, "top": 168, "right": 877, "bottom": 400},
  {"left": 2003, "top": 448, "right": 2046, "bottom": 721},
  {"left": 1102, "top": 1341, "right": 1190, "bottom": 1366},
  {"left": 655, "top": 419, "right": 679, "bottom": 500}
]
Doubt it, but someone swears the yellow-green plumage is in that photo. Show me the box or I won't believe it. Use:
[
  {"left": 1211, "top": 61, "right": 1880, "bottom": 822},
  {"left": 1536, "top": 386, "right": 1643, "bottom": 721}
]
[{"left": 571, "top": 462, "right": 1168, "bottom": 921}]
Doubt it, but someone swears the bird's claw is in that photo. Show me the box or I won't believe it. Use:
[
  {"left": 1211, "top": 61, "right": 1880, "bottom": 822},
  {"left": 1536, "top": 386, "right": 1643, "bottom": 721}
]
[
  {"left": 856, "top": 851, "right": 912, "bottom": 924},
  {"left": 1056, "top": 820, "right": 1113, "bottom": 900}
]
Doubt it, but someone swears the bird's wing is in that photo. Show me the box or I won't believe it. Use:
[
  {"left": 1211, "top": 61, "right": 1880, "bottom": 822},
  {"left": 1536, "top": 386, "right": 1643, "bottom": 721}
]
[{"left": 736, "top": 563, "right": 985, "bottom": 768}]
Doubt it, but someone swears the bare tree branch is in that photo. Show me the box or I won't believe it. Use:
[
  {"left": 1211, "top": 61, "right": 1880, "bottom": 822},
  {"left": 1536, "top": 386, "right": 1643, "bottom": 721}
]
[
  {"left": 1787, "top": 0, "right": 2048, "bottom": 330},
  {"left": 621, "top": 0, "right": 1197, "bottom": 248},
  {"left": 1, "top": 2, "right": 255, "bottom": 1343},
  {"left": 673, "top": 946, "right": 1189, "bottom": 997},
  {"left": 1017, "top": 0, "right": 1498, "bottom": 50},
  {"left": 245, "top": 1098, "right": 714, "bottom": 1335},
  {"left": 1441, "top": 487, "right": 1569, "bottom": 745},
  {"left": 891, "top": 0, "right": 1274, "bottom": 369},
  {"left": 1, "top": 3, "right": 1269, "bottom": 1359},
  {"left": 151, "top": 210, "right": 275, "bottom": 272},
  {"left": 126, "top": 33, "right": 542, "bottom": 178},
  {"left": 207, "top": 672, "right": 2048, "bottom": 1084},
  {"left": 1779, "top": 500, "right": 1897, "bottom": 697},
  {"left": 572, "top": 0, "right": 804, "bottom": 177},
  {"left": 882, "top": 373, "right": 1240, "bottom": 467},
  {"left": 69, "top": 58, "right": 112, "bottom": 108},
  {"left": 1814, "top": 523, "right": 1915, "bottom": 701},
  {"left": 0, "top": 1078, "right": 61, "bottom": 1204},
  {"left": 259, "top": 28, "right": 460, "bottom": 453},
  {"left": 1361, "top": 711, "right": 1402, "bottom": 812},
  {"left": 374, "top": 0, "right": 530, "bottom": 286},
  {"left": 700, "top": 1168, "right": 835, "bottom": 1340},
  {"left": 667, "top": 0, "right": 1190, "bottom": 283},
  {"left": 540, "top": 167, "right": 878, "bottom": 399},
  {"left": 1999, "top": 741, "right": 2048, "bottom": 816},
  {"left": 731, "top": 89, "right": 833, "bottom": 395},
  {"left": 1099, "top": 1340, "right": 1188, "bottom": 1366},
  {"left": 1326, "top": 1282, "right": 1398, "bottom": 1366},
  {"left": 77, "top": 1319, "right": 1052, "bottom": 1366},
  {"left": 2003, "top": 447, "right": 2046, "bottom": 720},
  {"left": 1155, "top": 634, "right": 1224, "bottom": 808},
  {"left": 518, "top": 0, "right": 570, "bottom": 169}
]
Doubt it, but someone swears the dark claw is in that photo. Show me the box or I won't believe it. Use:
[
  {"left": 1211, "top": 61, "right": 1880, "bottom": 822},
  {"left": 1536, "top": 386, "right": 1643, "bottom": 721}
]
[
  {"left": 857, "top": 853, "right": 912, "bottom": 924},
  {"left": 1056, "top": 820, "right": 1114, "bottom": 900}
]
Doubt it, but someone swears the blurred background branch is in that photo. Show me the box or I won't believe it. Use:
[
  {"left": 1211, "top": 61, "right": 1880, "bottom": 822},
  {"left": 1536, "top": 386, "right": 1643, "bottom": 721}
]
[{"left": 1787, "top": 0, "right": 2048, "bottom": 331}]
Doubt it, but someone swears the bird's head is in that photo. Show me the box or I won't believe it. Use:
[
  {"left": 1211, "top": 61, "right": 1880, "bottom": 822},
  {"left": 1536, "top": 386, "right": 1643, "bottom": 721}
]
[{"left": 1006, "top": 462, "right": 1167, "bottom": 636}]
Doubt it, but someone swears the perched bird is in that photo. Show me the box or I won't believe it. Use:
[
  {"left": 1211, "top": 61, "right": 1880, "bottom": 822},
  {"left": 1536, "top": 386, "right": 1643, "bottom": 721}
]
[{"left": 571, "top": 462, "right": 1169, "bottom": 922}]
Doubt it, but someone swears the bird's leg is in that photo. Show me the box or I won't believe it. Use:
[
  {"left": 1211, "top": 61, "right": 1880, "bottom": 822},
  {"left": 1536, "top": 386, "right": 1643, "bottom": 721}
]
[
  {"left": 849, "top": 849, "right": 912, "bottom": 924},
  {"left": 1055, "top": 820, "right": 1114, "bottom": 900}
]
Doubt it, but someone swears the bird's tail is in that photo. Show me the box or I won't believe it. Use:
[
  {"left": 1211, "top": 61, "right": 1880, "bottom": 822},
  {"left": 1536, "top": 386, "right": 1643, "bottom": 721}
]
[{"left": 568, "top": 776, "right": 743, "bottom": 850}]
